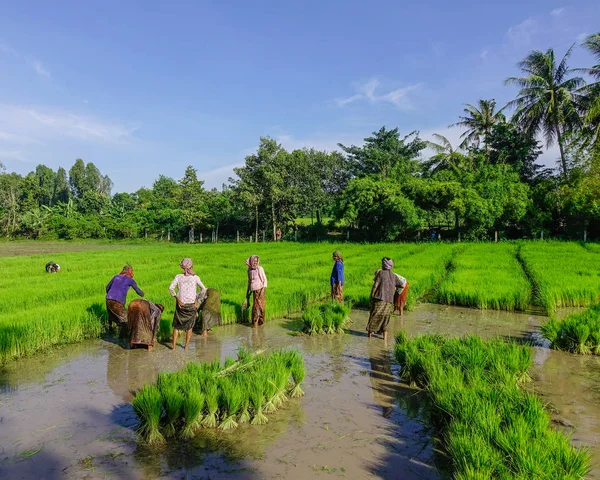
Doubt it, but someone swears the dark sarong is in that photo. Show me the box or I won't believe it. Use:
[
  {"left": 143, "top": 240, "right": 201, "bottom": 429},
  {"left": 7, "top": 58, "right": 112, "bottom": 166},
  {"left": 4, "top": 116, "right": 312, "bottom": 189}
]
[
  {"left": 252, "top": 288, "right": 266, "bottom": 326},
  {"left": 106, "top": 299, "right": 127, "bottom": 327},
  {"left": 199, "top": 288, "right": 222, "bottom": 332},
  {"left": 173, "top": 301, "right": 197, "bottom": 331},
  {"left": 331, "top": 282, "right": 344, "bottom": 303},
  {"left": 128, "top": 299, "right": 160, "bottom": 347},
  {"left": 367, "top": 300, "right": 393, "bottom": 334},
  {"left": 393, "top": 282, "right": 410, "bottom": 313}
]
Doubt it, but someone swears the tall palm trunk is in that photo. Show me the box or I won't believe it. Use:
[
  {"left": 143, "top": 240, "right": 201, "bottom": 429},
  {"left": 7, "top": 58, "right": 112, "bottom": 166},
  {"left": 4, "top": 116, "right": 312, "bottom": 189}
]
[
  {"left": 271, "top": 201, "right": 276, "bottom": 241},
  {"left": 555, "top": 125, "right": 568, "bottom": 178},
  {"left": 255, "top": 205, "right": 259, "bottom": 243}
]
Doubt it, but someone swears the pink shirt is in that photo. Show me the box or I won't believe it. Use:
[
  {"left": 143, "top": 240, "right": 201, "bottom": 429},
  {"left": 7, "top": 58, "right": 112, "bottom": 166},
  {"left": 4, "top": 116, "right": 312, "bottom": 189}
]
[{"left": 248, "top": 266, "right": 267, "bottom": 291}]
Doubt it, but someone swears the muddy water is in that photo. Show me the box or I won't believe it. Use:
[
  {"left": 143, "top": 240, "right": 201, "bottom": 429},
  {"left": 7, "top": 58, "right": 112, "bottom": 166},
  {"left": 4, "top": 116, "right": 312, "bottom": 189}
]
[{"left": 0, "top": 304, "right": 599, "bottom": 479}]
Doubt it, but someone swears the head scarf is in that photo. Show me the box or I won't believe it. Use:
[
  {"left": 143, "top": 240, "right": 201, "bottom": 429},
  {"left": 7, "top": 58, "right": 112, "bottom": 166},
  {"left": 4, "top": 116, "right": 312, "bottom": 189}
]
[
  {"left": 246, "top": 255, "right": 260, "bottom": 270},
  {"left": 333, "top": 250, "right": 343, "bottom": 262},
  {"left": 382, "top": 257, "right": 394, "bottom": 270},
  {"left": 120, "top": 265, "right": 134, "bottom": 278},
  {"left": 180, "top": 258, "right": 195, "bottom": 276},
  {"left": 55, "top": 264, "right": 61, "bottom": 271}
]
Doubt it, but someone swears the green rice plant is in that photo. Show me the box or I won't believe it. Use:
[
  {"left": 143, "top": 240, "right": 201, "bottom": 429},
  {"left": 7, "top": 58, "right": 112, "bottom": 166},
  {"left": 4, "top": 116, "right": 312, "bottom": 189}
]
[
  {"left": 201, "top": 381, "right": 219, "bottom": 428},
  {"left": 218, "top": 377, "right": 242, "bottom": 430},
  {"left": 263, "top": 377, "right": 279, "bottom": 414},
  {"left": 287, "top": 350, "right": 306, "bottom": 398},
  {"left": 272, "top": 356, "right": 290, "bottom": 407},
  {"left": 394, "top": 333, "right": 590, "bottom": 479},
  {"left": 162, "top": 385, "right": 185, "bottom": 437},
  {"left": 132, "top": 385, "right": 165, "bottom": 446},
  {"left": 158, "top": 319, "right": 172, "bottom": 343},
  {"left": 541, "top": 303, "right": 600, "bottom": 355},
  {"left": 249, "top": 376, "right": 268, "bottom": 425},
  {"left": 180, "top": 390, "right": 205, "bottom": 439}
]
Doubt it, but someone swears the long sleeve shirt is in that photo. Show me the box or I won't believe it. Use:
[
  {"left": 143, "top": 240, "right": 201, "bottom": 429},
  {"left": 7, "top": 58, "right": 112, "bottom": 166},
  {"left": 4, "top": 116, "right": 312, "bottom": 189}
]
[
  {"left": 248, "top": 266, "right": 267, "bottom": 292},
  {"left": 106, "top": 275, "right": 144, "bottom": 305},
  {"left": 169, "top": 274, "right": 206, "bottom": 304},
  {"left": 372, "top": 270, "right": 403, "bottom": 304},
  {"left": 330, "top": 261, "right": 344, "bottom": 286}
]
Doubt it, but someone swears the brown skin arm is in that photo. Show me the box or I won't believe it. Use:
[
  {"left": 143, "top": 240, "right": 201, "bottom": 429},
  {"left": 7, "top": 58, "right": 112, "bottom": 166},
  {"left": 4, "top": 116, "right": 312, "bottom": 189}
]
[{"left": 370, "top": 281, "right": 379, "bottom": 302}]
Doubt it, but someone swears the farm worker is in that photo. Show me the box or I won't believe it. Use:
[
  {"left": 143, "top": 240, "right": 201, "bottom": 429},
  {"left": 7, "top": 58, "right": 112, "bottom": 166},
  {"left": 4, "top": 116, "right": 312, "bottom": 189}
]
[
  {"left": 276, "top": 228, "right": 282, "bottom": 241},
  {"left": 45, "top": 261, "right": 60, "bottom": 273},
  {"left": 127, "top": 299, "right": 164, "bottom": 350},
  {"left": 198, "top": 288, "right": 222, "bottom": 337},
  {"left": 245, "top": 255, "right": 267, "bottom": 328},
  {"left": 393, "top": 273, "right": 409, "bottom": 317},
  {"left": 106, "top": 265, "right": 145, "bottom": 335},
  {"left": 169, "top": 258, "right": 206, "bottom": 350},
  {"left": 330, "top": 250, "right": 344, "bottom": 303},
  {"left": 366, "top": 257, "right": 404, "bottom": 340}
]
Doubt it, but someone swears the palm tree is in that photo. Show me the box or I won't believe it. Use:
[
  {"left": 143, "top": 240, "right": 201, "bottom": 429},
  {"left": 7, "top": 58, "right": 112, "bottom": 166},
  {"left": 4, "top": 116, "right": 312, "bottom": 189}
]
[
  {"left": 424, "top": 134, "right": 467, "bottom": 173},
  {"left": 505, "top": 46, "right": 584, "bottom": 177},
  {"left": 578, "top": 33, "right": 600, "bottom": 140},
  {"left": 449, "top": 99, "right": 506, "bottom": 150}
]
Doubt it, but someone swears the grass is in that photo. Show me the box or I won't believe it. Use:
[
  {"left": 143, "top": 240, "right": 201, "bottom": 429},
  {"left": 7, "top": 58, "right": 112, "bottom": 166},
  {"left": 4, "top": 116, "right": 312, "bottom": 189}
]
[
  {"left": 541, "top": 303, "right": 600, "bottom": 355},
  {"left": 132, "top": 347, "right": 305, "bottom": 442},
  {"left": 519, "top": 241, "right": 600, "bottom": 313},
  {"left": 435, "top": 243, "right": 531, "bottom": 310},
  {"left": 3, "top": 240, "right": 600, "bottom": 363},
  {"left": 301, "top": 302, "right": 351, "bottom": 335},
  {"left": 394, "top": 333, "right": 591, "bottom": 479}
]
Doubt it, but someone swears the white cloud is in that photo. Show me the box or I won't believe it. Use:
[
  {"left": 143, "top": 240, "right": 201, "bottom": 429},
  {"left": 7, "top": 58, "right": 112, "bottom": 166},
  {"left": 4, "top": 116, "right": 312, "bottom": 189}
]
[
  {"left": 335, "top": 78, "right": 421, "bottom": 110},
  {"left": 506, "top": 17, "right": 539, "bottom": 48},
  {"left": 0, "top": 130, "right": 40, "bottom": 144},
  {"left": 480, "top": 49, "right": 489, "bottom": 60},
  {"left": 30, "top": 60, "right": 50, "bottom": 78},
  {"left": 577, "top": 32, "right": 589, "bottom": 42},
  {"left": 199, "top": 162, "right": 245, "bottom": 189},
  {"left": 0, "top": 44, "right": 18, "bottom": 56},
  {"left": 0, "top": 105, "right": 138, "bottom": 144},
  {"left": 550, "top": 7, "right": 565, "bottom": 17},
  {"left": 0, "top": 150, "right": 26, "bottom": 161}
]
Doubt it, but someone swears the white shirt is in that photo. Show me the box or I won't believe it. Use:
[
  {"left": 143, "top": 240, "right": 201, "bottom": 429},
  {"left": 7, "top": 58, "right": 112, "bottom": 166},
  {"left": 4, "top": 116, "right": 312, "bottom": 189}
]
[{"left": 169, "top": 274, "right": 206, "bottom": 304}]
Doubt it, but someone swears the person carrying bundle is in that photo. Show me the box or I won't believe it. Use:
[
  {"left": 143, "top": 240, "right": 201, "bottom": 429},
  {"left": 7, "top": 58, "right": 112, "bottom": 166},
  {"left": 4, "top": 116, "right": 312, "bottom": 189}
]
[
  {"left": 330, "top": 250, "right": 344, "bottom": 303},
  {"left": 245, "top": 255, "right": 267, "bottom": 328},
  {"left": 169, "top": 258, "right": 206, "bottom": 350},
  {"left": 128, "top": 299, "right": 164, "bottom": 350},
  {"left": 45, "top": 261, "right": 61, "bottom": 273},
  {"left": 366, "top": 257, "right": 404, "bottom": 341},
  {"left": 197, "top": 288, "right": 222, "bottom": 336},
  {"left": 106, "top": 265, "right": 145, "bottom": 335}
]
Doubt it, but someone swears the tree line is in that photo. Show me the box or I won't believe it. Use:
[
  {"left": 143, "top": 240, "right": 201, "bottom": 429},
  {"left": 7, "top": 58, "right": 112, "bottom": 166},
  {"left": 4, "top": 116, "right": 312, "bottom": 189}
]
[{"left": 1, "top": 35, "right": 599, "bottom": 242}]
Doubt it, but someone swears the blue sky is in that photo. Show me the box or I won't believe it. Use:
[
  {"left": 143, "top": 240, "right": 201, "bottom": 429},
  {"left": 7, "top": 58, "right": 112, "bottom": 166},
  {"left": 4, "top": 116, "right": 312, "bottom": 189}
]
[{"left": 1, "top": 1, "right": 598, "bottom": 193}]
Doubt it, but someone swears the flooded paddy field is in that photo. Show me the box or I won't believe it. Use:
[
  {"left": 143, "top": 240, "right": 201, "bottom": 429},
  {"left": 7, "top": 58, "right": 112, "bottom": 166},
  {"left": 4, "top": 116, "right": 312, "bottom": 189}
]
[{"left": 1, "top": 304, "right": 599, "bottom": 479}]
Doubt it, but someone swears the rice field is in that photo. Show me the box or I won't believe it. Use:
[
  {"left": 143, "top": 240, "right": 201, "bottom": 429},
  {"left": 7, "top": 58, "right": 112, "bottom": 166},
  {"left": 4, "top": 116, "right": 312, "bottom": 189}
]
[
  {"left": 542, "top": 303, "right": 600, "bottom": 355},
  {"left": 435, "top": 243, "right": 531, "bottom": 310},
  {"left": 519, "top": 242, "right": 600, "bottom": 313},
  {"left": 300, "top": 302, "right": 351, "bottom": 335},
  {"left": 2, "top": 240, "right": 600, "bottom": 363},
  {"left": 133, "top": 347, "right": 305, "bottom": 443},
  {"left": 394, "top": 333, "right": 591, "bottom": 478}
]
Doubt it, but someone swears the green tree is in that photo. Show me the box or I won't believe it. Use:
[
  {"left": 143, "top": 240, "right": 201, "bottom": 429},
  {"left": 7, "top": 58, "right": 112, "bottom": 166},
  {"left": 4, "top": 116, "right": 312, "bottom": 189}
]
[
  {"left": 449, "top": 99, "right": 506, "bottom": 150},
  {"left": 423, "top": 133, "right": 469, "bottom": 174},
  {"left": 53, "top": 167, "right": 70, "bottom": 204},
  {"left": 578, "top": 33, "right": 600, "bottom": 141},
  {"left": 34, "top": 165, "right": 57, "bottom": 207},
  {"left": 176, "top": 166, "right": 207, "bottom": 242},
  {"left": 505, "top": 47, "right": 584, "bottom": 177},
  {"left": 69, "top": 159, "right": 86, "bottom": 198}
]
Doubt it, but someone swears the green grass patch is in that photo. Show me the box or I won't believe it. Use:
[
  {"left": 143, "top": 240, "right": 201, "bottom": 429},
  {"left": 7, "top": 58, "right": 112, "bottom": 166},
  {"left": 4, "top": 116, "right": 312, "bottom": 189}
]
[
  {"left": 541, "top": 303, "right": 600, "bottom": 355},
  {"left": 394, "top": 333, "right": 590, "bottom": 479}
]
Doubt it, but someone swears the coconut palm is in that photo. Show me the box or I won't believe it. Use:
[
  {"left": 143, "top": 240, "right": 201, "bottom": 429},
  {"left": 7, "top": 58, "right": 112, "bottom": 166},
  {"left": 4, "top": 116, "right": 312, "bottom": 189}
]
[
  {"left": 578, "top": 33, "right": 600, "bottom": 140},
  {"left": 449, "top": 99, "right": 506, "bottom": 150},
  {"left": 424, "top": 134, "right": 468, "bottom": 173},
  {"left": 505, "top": 46, "right": 584, "bottom": 177}
]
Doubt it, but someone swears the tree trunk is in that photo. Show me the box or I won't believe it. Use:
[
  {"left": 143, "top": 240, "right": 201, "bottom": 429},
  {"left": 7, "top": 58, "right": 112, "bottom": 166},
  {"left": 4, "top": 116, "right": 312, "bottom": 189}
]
[
  {"left": 540, "top": 230, "right": 543, "bottom": 240},
  {"left": 255, "top": 205, "right": 259, "bottom": 243},
  {"left": 584, "top": 229, "right": 587, "bottom": 242},
  {"left": 316, "top": 208, "right": 321, "bottom": 224},
  {"left": 189, "top": 227, "right": 194, "bottom": 243},
  {"left": 494, "top": 230, "right": 498, "bottom": 243},
  {"left": 237, "top": 230, "right": 240, "bottom": 243},
  {"left": 271, "top": 201, "right": 276, "bottom": 241},
  {"left": 455, "top": 212, "right": 460, "bottom": 242},
  {"left": 556, "top": 125, "right": 568, "bottom": 178},
  {"left": 216, "top": 222, "right": 219, "bottom": 243},
  {"left": 167, "top": 228, "right": 171, "bottom": 242}
]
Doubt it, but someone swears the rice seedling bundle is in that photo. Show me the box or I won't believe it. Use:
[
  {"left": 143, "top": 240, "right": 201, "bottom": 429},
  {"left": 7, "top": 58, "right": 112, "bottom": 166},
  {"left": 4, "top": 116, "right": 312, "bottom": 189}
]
[
  {"left": 394, "top": 333, "right": 590, "bottom": 478},
  {"left": 519, "top": 241, "right": 600, "bottom": 313},
  {"left": 541, "top": 303, "right": 600, "bottom": 355},
  {"left": 301, "top": 302, "right": 351, "bottom": 335},
  {"left": 133, "top": 347, "right": 305, "bottom": 442},
  {"left": 435, "top": 243, "right": 531, "bottom": 310}
]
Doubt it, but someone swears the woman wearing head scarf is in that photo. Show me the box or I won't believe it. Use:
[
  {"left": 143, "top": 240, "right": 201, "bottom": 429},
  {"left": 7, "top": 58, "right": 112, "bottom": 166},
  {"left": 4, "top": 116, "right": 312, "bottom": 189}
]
[
  {"left": 366, "top": 257, "right": 403, "bottom": 340},
  {"left": 169, "top": 258, "right": 207, "bottom": 350},
  {"left": 330, "top": 251, "right": 345, "bottom": 303},
  {"left": 105, "top": 265, "right": 145, "bottom": 335},
  {"left": 127, "top": 299, "right": 164, "bottom": 350},
  {"left": 393, "top": 273, "right": 409, "bottom": 317},
  {"left": 245, "top": 255, "right": 267, "bottom": 328}
]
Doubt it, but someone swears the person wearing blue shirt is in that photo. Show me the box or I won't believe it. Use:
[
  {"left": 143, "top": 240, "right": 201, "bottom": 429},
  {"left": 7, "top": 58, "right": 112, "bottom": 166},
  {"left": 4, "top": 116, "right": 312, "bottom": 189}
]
[{"left": 330, "top": 250, "right": 345, "bottom": 303}]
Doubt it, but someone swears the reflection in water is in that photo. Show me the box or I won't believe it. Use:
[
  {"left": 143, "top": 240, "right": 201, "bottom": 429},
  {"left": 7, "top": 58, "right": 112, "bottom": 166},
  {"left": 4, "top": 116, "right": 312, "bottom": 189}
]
[{"left": 367, "top": 340, "right": 396, "bottom": 419}]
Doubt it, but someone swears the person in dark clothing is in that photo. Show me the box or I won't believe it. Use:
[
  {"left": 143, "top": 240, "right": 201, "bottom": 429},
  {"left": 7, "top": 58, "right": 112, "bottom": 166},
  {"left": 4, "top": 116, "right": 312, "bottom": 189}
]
[
  {"left": 330, "top": 251, "right": 344, "bottom": 303},
  {"left": 45, "top": 262, "right": 61, "bottom": 273},
  {"left": 105, "top": 265, "right": 145, "bottom": 335},
  {"left": 366, "top": 257, "right": 403, "bottom": 340}
]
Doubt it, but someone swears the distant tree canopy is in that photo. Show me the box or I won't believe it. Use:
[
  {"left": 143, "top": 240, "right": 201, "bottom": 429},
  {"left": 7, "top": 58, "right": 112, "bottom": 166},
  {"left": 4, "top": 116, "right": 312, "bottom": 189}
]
[{"left": 1, "top": 33, "right": 600, "bottom": 241}]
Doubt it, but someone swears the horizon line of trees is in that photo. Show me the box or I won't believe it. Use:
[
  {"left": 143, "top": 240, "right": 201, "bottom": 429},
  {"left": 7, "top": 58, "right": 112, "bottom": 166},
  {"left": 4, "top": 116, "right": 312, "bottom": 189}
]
[{"left": 1, "top": 34, "right": 599, "bottom": 242}]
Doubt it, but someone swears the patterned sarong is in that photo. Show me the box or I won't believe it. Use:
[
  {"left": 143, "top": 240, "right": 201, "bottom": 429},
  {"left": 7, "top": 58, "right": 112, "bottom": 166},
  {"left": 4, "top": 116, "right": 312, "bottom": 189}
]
[{"left": 367, "top": 300, "right": 393, "bottom": 334}]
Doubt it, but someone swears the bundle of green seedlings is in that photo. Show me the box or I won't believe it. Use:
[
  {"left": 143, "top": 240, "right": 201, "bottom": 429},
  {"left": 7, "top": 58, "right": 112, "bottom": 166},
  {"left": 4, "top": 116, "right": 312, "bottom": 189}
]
[
  {"left": 394, "top": 332, "right": 590, "bottom": 479},
  {"left": 542, "top": 303, "right": 600, "bottom": 355},
  {"left": 132, "top": 347, "right": 306, "bottom": 445},
  {"left": 301, "top": 302, "right": 351, "bottom": 335}
]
